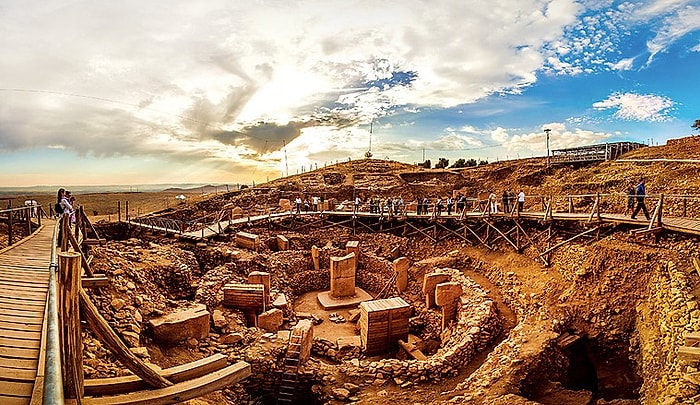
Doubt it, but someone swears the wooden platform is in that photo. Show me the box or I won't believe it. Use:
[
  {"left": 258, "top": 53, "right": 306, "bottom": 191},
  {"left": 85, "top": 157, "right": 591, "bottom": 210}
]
[{"left": 0, "top": 224, "right": 54, "bottom": 405}]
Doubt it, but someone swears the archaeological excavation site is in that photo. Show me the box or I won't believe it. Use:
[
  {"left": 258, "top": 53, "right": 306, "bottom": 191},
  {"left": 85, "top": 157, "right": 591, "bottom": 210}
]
[{"left": 81, "top": 137, "right": 700, "bottom": 404}]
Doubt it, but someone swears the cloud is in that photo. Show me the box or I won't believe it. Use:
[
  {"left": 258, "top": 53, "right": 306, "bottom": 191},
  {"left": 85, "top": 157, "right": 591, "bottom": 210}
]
[{"left": 592, "top": 92, "right": 675, "bottom": 122}]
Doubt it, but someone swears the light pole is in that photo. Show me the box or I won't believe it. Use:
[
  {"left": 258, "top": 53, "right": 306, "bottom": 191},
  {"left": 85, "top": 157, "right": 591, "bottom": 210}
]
[{"left": 544, "top": 128, "right": 552, "bottom": 168}]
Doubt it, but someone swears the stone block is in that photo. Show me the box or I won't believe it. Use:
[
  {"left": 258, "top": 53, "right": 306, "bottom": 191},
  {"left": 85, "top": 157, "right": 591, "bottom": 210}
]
[
  {"left": 435, "top": 282, "right": 462, "bottom": 307},
  {"left": 149, "top": 304, "right": 210, "bottom": 343},
  {"left": 257, "top": 308, "right": 284, "bottom": 333},
  {"left": 248, "top": 271, "right": 270, "bottom": 306},
  {"left": 277, "top": 235, "right": 290, "bottom": 250},
  {"left": 422, "top": 272, "right": 451, "bottom": 308},
  {"left": 235, "top": 231, "right": 260, "bottom": 250},
  {"left": 272, "top": 293, "right": 288, "bottom": 310},
  {"left": 293, "top": 319, "right": 314, "bottom": 365},
  {"left": 279, "top": 199, "right": 291, "bottom": 212},
  {"left": 312, "top": 245, "right": 320, "bottom": 271},
  {"left": 436, "top": 282, "right": 462, "bottom": 329},
  {"left": 331, "top": 277, "right": 356, "bottom": 298},
  {"left": 331, "top": 252, "right": 356, "bottom": 278},
  {"left": 330, "top": 253, "right": 356, "bottom": 298},
  {"left": 346, "top": 240, "right": 360, "bottom": 259},
  {"left": 337, "top": 335, "right": 361, "bottom": 350},
  {"left": 393, "top": 257, "right": 410, "bottom": 293},
  {"left": 232, "top": 206, "right": 244, "bottom": 219}
]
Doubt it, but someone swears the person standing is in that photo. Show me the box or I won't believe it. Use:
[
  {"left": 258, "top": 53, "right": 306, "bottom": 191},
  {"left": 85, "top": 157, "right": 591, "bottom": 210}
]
[
  {"left": 446, "top": 196, "right": 453, "bottom": 215},
  {"left": 294, "top": 196, "right": 302, "bottom": 214},
  {"left": 312, "top": 196, "right": 319, "bottom": 212},
  {"left": 502, "top": 190, "right": 510, "bottom": 214},
  {"left": 457, "top": 194, "right": 466, "bottom": 214},
  {"left": 624, "top": 184, "right": 635, "bottom": 215},
  {"left": 631, "top": 178, "right": 650, "bottom": 220},
  {"left": 488, "top": 191, "right": 498, "bottom": 214},
  {"left": 354, "top": 196, "right": 361, "bottom": 213},
  {"left": 517, "top": 189, "right": 525, "bottom": 214},
  {"left": 436, "top": 198, "right": 443, "bottom": 216}
]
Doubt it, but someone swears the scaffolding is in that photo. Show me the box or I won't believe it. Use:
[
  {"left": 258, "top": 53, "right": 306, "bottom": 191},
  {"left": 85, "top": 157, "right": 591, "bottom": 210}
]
[{"left": 551, "top": 142, "right": 646, "bottom": 165}]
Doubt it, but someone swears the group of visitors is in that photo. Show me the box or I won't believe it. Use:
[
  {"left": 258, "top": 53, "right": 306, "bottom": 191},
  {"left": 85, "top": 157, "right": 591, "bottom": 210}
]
[
  {"left": 55, "top": 188, "right": 76, "bottom": 223},
  {"left": 294, "top": 195, "right": 324, "bottom": 214},
  {"left": 486, "top": 190, "right": 525, "bottom": 214},
  {"left": 367, "top": 196, "right": 404, "bottom": 215}
]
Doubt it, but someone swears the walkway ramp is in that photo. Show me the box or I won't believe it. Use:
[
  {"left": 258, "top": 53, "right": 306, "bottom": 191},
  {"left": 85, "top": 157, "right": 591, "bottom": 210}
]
[{"left": 0, "top": 224, "right": 54, "bottom": 405}]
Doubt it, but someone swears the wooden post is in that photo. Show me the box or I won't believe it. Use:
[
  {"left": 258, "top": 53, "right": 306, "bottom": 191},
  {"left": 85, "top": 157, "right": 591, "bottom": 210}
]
[
  {"left": 568, "top": 197, "right": 574, "bottom": 213},
  {"left": 117, "top": 201, "right": 121, "bottom": 222},
  {"left": 59, "top": 251, "right": 84, "bottom": 399},
  {"left": 657, "top": 194, "right": 664, "bottom": 227},
  {"left": 25, "top": 206, "right": 32, "bottom": 235},
  {"left": 7, "top": 208, "right": 12, "bottom": 246},
  {"left": 125, "top": 201, "right": 129, "bottom": 222},
  {"left": 683, "top": 195, "right": 688, "bottom": 217}
]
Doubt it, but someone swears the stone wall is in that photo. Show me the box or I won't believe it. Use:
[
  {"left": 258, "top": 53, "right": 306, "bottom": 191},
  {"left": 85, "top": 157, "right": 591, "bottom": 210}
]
[
  {"left": 637, "top": 261, "right": 700, "bottom": 404},
  {"left": 310, "top": 268, "right": 501, "bottom": 383}
]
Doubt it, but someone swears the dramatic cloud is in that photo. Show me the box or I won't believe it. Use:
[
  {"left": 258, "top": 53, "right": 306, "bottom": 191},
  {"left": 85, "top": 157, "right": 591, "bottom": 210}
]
[{"left": 592, "top": 93, "right": 675, "bottom": 122}]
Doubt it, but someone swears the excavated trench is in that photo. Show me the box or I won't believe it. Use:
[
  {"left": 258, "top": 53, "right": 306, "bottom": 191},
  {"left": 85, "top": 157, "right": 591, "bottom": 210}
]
[{"left": 91, "top": 221, "right": 663, "bottom": 404}]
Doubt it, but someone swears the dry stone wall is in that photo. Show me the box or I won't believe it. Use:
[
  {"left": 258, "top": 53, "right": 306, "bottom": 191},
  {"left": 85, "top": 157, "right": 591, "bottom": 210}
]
[{"left": 637, "top": 261, "right": 700, "bottom": 404}]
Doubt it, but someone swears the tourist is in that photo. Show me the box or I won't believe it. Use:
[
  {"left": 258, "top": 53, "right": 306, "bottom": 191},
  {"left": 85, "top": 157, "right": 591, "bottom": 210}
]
[
  {"left": 65, "top": 190, "right": 77, "bottom": 223},
  {"left": 422, "top": 197, "right": 430, "bottom": 216},
  {"left": 631, "top": 178, "right": 650, "bottom": 220},
  {"left": 354, "top": 196, "right": 361, "bottom": 213},
  {"left": 488, "top": 191, "right": 498, "bottom": 214},
  {"left": 304, "top": 198, "right": 310, "bottom": 212},
  {"left": 502, "top": 190, "right": 510, "bottom": 214},
  {"left": 517, "top": 189, "right": 525, "bottom": 214},
  {"left": 312, "top": 195, "right": 319, "bottom": 212},
  {"left": 295, "top": 196, "right": 302, "bottom": 214},
  {"left": 58, "top": 188, "right": 74, "bottom": 221},
  {"left": 436, "top": 198, "right": 443, "bottom": 216},
  {"left": 624, "top": 184, "right": 635, "bottom": 215},
  {"left": 446, "top": 196, "right": 454, "bottom": 215},
  {"left": 457, "top": 194, "right": 465, "bottom": 214},
  {"left": 396, "top": 196, "right": 404, "bottom": 215}
]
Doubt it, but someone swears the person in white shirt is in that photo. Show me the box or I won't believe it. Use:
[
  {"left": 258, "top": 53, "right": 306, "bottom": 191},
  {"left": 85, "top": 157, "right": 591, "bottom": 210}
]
[
  {"left": 518, "top": 190, "right": 525, "bottom": 213},
  {"left": 294, "top": 197, "right": 302, "bottom": 214},
  {"left": 312, "top": 196, "right": 319, "bottom": 212},
  {"left": 354, "top": 196, "right": 361, "bottom": 213},
  {"left": 488, "top": 192, "right": 498, "bottom": 214}
]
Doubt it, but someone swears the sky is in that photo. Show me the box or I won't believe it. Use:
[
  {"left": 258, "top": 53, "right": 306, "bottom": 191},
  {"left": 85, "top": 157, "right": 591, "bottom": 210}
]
[{"left": 1, "top": 0, "right": 699, "bottom": 188}]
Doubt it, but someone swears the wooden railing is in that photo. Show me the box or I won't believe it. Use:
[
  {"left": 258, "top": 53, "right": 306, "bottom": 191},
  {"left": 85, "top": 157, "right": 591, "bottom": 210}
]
[{"left": 0, "top": 204, "right": 46, "bottom": 248}]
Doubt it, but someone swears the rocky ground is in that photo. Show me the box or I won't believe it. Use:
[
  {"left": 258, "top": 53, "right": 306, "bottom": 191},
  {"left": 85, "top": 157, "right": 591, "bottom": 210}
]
[{"left": 80, "top": 135, "right": 700, "bottom": 404}]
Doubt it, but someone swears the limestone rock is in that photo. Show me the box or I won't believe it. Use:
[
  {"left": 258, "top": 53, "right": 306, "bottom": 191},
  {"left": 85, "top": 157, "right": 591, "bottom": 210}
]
[{"left": 149, "top": 303, "right": 210, "bottom": 343}]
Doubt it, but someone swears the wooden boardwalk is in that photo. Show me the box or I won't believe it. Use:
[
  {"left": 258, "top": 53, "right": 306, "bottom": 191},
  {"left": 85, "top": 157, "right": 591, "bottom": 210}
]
[{"left": 0, "top": 223, "right": 54, "bottom": 405}]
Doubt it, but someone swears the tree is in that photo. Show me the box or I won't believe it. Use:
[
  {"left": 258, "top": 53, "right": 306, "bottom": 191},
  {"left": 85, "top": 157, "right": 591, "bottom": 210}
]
[
  {"left": 421, "top": 159, "right": 432, "bottom": 169},
  {"left": 450, "top": 158, "right": 467, "bottom": 168},
  {"left": 435, "top": 157, "right": 450, "bottom": 169},
  {"left": 693, "top": 119, "right": 700, "bottom": 131}
]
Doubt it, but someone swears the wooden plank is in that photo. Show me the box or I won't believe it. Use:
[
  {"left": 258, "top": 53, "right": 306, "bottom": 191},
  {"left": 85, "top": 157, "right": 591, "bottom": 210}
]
[
  {"left": 0, "top": 356, "right": 38, "bottom": 370},
  {"left": 0, "top": 380, "right": 34, "bottom": 397},
  {"left": 84, "top": 354, "right": 228, "bottom": 396},
  {"left": 82, "top": 276, "right": 109, "bottom": 289},
  {"left": 0, "top": 365, "right": 37, "bottom": 381},
  {"left": 0, "top": 336, "right": 42, "bottom": 350},
  {"left": 0, "top": 327, "right": 42, "bottom": 340},
  {"left": 0, "top": 322, "right": 42, "bottom": 333},
  {"left": 679, "top": 346, "right": 700, "bottom": 362},
  {"left": 0, "top": 394, "right": 33, "bottom": 405},
  {"left": 686, "top": 332, "right": 700, "bottom": 347},
  {"left": 0, "top": 345, "right": 40, "bottom": 359},
  {"left": 82, "top": 361, "right": 251, "bottom": 405}
]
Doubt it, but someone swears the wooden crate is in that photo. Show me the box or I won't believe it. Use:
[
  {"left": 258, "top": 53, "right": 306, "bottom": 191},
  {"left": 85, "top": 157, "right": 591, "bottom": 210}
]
[
  {"left": 359, "top": 297, "right": 411, "bottom": 356},
  {"left": 223, "top": 283, "right": 265, "bottom": 313}
]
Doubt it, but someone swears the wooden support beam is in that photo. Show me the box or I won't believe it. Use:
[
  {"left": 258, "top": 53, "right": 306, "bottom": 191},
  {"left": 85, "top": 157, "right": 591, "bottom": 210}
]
[
  {"left": 685, "top": 332, "right": 700, "bottom": 348},
  {"left": 648, "top": 194, "right": 664, "bottom": 230},
  {"left": 463, "top": 222, "right": 491, "bottom": 249},
  {"left": 633, "top": 227, "right": 663, "bottom": 236},
  {"left": 398, "top": 339, "right": 427, "bottom": 361},
  {"left": 679, "top": 346, "right": 700, "bottom": 362},
  {"left": 65, "top": 224, "right": 95, "bottom": 277},
  {"left": 540, "top": 227, "right": 599, "bottom": 258},
  {"left": 82, "top": 362, "right": 251, "bottom": 405},
  {"left": 82, "top": 275, "right": 109, "bottom": 289},
  {"left": 588, "top": 194, "right": 600, "bottom": 223},
  {"left": 79, "top": 288, "right": 173, "bottom": 389},
  {"left": 405, "top": 221, "right": 436, "bottom": 243},
  {"left": 84, "top": 354, "right": 227, "bottom": 396},
  {"left": 484, "top": 220, "right": 518, "bottom": 251}
]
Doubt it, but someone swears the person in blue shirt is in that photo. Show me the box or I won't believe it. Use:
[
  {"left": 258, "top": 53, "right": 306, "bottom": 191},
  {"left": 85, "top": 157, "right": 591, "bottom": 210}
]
[{"left": 631, "top": 178, "right": 650, "bottom": 220}]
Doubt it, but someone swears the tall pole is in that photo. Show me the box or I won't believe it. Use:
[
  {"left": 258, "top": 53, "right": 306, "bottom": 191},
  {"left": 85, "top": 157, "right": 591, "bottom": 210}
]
[
  {"left": 544, "top": 128, "right": 552, "bottom": 168},
  {"left": 283, "top": 140, "right": 289, "bottom": 177}
]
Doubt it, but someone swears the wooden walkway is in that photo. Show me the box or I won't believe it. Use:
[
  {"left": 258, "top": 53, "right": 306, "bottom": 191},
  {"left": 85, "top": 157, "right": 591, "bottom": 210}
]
[
  {"left": 0, "top": 223, "right": 54, "bottom": 405},
  {"left": 130, "top": 207, "right": 700, "bottom": 240}
]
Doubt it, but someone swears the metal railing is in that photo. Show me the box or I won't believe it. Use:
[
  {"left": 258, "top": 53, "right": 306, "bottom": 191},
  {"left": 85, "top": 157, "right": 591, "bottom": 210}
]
[{"left": 43, "top": 215, "right": 65, "bottom": 404}]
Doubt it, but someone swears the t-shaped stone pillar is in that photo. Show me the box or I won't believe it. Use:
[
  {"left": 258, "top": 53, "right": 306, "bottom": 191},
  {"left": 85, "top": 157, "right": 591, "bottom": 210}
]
[
  {"left": 435, "top": 282, "right": 462, "bottom": 330},
  {"left": 422, "top": 272, "right": 450, "bottom": 308},
  {"left": 330, "top": 252, "right": 357, "bottom": 298},
  {"left": 393, "top": 257, "right": 410, "bottom": 293}
]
